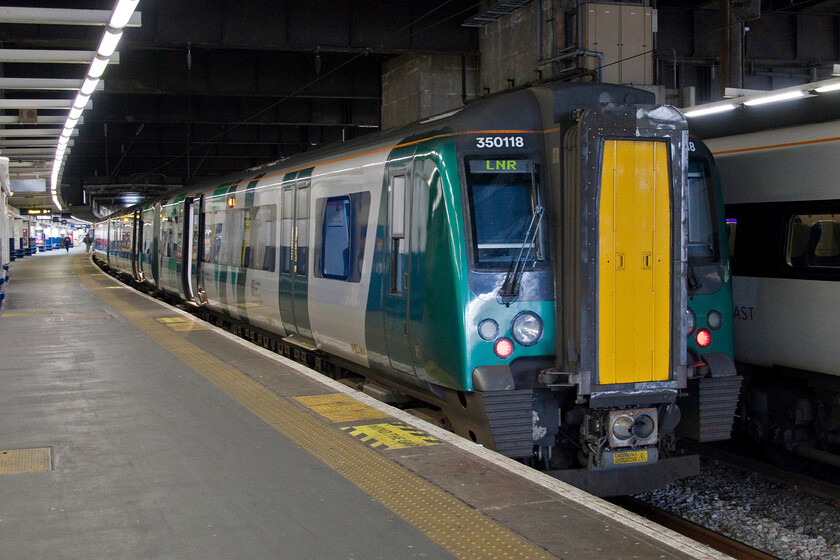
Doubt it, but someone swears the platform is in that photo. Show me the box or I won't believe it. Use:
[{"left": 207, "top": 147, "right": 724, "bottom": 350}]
[{"left": 0, "top": 247, "right": 732, "bottom": 559}]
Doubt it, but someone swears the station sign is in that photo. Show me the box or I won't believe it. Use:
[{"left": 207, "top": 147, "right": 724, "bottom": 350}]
[{"left": 25, "top": 208, "right": 53, "bottom": 216}]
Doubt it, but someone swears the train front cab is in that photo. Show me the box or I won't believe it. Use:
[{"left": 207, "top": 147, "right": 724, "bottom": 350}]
[
  {"left": 675, "top": 138, "right": 741, "bottom": 443},
  {"left": 550, "top": 103, "right": 691, "bottom": 481},
  {"left": 448, "top": 88, "right": 700, "bottom": 493}
]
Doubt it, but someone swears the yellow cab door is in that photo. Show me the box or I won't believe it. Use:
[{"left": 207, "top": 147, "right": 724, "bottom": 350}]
[{"left": 598, "top": 140, "right": 671, "bottom": 384}]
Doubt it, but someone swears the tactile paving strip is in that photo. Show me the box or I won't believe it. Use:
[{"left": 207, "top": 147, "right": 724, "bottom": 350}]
[
  {"left": 294, "top": 393, "right": 391, "bottom": 422},
  {"left": 75, "top": 257, "right": 557, "bottom": 560}
]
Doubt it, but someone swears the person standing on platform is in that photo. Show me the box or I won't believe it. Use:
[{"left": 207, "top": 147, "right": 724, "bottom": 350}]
[
  {"left": 83, "top": 233, "right": 92, "bottom": 254},
  {"left": 65, "top": 236, "right": 71, "bottom": 253}
]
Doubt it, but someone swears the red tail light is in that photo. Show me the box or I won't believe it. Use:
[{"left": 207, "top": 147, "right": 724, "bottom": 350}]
[
  {"left": 494, "top": 338, "right": 514, "bottom": 359},
  {"left": 695, "top": 329, "right": 711, "bottom": 348}
]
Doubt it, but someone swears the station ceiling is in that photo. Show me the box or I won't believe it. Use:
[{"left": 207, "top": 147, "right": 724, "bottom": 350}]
[{"left": 1, "top": 0, "right": 839, "bottom": 220}]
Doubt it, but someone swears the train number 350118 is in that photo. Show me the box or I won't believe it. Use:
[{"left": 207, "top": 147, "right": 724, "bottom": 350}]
[{"left": 475, "top": 136, "right": 525, "bottom": 149}]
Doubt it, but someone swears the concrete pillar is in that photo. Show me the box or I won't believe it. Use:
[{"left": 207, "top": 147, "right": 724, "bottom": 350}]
[{"left": 381, "top": 54, "right": 479, "bottom": 130}]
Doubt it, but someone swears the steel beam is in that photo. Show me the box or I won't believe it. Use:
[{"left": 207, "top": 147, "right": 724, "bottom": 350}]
[{"left": 0, "top": 7, "right": 140, "bottom": 27}]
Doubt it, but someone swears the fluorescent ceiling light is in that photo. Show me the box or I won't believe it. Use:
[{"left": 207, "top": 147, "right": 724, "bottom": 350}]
[
  {"left": 80, "top": 76, "right": 100, "bottom": 95},
  {"left": 97, "top": 29, "right": 123, "bottom": 58},
  {"left": 68, "top": 106, "right": 83, "bottom": 120},
  {"left": 684, "top": 104, "right": 736, "bottom": 118},
  {"left": 815, "top": 82, "right": 840, "bottom": 93},
  {"left": 65, "top": 117, "right": 79, "bottom": 129},
  {"left": 744, "top": 90, "right": 805, "bottom": 106},
  {"left": 73, "top": 92, "right": 91, "bottom": 109},
  {"left": 109, "top": 0, "right": 140, "bottom": 29},
  {"left": 88, "top": 56, "right": 109, "bottom": 78}
]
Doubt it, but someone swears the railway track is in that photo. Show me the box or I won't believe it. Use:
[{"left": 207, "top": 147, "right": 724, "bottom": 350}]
[
  {"left": 622, "top": 439, "right": 840, "bottom": 560},
  {"left": 612, "top": 496, "right": 780, "bottom": 560},
  {"left": 681, "top": 440, "right": 840, "bottom": 502}
]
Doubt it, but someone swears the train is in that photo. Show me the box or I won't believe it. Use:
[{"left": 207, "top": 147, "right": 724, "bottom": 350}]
[
  {"left": 706, "top": 121, "right": 840, "bottom": 469},
  {"left": 93, "top": 82, "right": 740, "bottom": 495}
]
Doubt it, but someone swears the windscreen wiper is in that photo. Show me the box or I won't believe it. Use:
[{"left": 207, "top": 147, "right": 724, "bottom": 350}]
[{"left": 498, "top": 205, "right": 544, "bottom": 306}]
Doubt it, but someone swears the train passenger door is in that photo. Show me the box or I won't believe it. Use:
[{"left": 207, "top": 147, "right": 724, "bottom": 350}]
[
  {"left": 279, "top": 169, "right": 313, "bottom": 343},
  {"left": 151, "top": 202, "right": 161, "bottom": 288},
  {"left": 181, "top": 195, "right": 206, "bottom": 305},
  {"left": 131, "top": 209, "right": 141, "bottom": 280},
  {"left": 138, "top": 206, "right": 154, "bottom": 282},
  {"left": 383, "top": 152, "right": 416, "bottom": 375}
]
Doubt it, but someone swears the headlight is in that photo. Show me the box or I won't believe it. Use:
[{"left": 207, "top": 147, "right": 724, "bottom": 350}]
[
  {"left": 511, "top": 312, "right": 543, "bottom": 347},
  {"left": 686, "top": 308, "right": 696, "bottom": 336},
  {"left": 608, "top": 409, "right": 658, "bottom": 448}
]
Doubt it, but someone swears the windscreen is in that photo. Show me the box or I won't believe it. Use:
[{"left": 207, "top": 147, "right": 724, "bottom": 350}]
[
  {"left": 687, "top": 158, "right": 720, "bottom": 264},
  {"left": 465, "top": 158, "right": 542, "bottom": 269}
]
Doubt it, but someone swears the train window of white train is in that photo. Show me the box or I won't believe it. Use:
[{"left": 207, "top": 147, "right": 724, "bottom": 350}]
[
  {"left": 249, "top": 205, "right": 276, "bottom": 272},
  {"left": 726, "top": 219, "right": 737, "bottom": 261},
  {"left": 786, "top": 214, "right": 840, "bottom": 268}
]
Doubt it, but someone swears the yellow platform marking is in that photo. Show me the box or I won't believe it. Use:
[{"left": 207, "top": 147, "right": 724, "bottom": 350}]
[
  {"left": 342, "top": 422, "right": 440, "bottom": 450},
  {"left": 158, "top": 316, "right": 206, "bottom": 331},
  {"left": 75, "top": 258, "right": 556, "bottom": 560},
  {"left": 0, "top": 448, "right": 52, "bottom": 475},
  {"left": 295, "top": 393, "right": 391, "bottom": 422}
]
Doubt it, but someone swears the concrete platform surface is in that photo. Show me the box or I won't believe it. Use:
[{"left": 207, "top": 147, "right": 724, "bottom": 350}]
[{"left": 0, "top": 248, "right": 732, "bottom": 560}]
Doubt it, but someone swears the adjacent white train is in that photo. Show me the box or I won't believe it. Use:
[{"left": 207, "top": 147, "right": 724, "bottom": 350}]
[{"left": 707, "top": 121, "right": 840, "bottom": 467}]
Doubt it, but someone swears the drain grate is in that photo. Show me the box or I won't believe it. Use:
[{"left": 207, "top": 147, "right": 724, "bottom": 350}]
[{"left": 0, "top": 447, "right": 52, "bottom": 475}]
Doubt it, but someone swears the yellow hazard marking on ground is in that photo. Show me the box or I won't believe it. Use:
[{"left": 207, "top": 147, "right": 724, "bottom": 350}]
[
  {"left": 74, "top": 257, "right": 557, "bottom": 560},
  {"left": 0, "top": 448, "right": 52, "bottom": 475},
  {"left": 295, "top": 393, "right": 391, "bottom": 422},
  {"left": 158, "top": 316, "right": 206, "bottom": 331},
  {"left": 342, "top": 422, "right": 440, "bottom": 450}
]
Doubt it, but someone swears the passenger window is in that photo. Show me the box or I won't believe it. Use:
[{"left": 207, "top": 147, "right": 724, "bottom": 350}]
[
  {"left": 726, "top": 219, "right": 737, "bottom": 262},
  {"left": 296, "top": 185, "right": 310, "bottom": 275},
  {"left": 239, "top": 209, "right": 251, "bottom": 268},
  {"left": 173, "top": 214, "right": 183, "bottom": 260},
  {"left": 249, "top": 205, "right": 277, "bottom": 272},
  {"left": 281, "top": 189, "right": 294, "bottom": 273},
  {"left": 314, "top": 192, "right": 370, "bottom": 283},
  {"left": 787, "top": 214, "right": 840, "bottom": 268},
  {"left": 322, "top": 197, "right": 351, "bottom": 280},
  {"left": 390, "top": 174, "right": 407, "bottom": 294}
]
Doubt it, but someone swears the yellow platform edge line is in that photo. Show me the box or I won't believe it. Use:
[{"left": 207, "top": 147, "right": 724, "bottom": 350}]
[{"left": 73, "top": 257, "right": 555, "bottom": 560}]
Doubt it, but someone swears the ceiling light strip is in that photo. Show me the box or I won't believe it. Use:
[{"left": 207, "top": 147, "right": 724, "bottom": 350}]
[
  {"left": 684, "top": 76, "right": 840, "bottom": 119},
  {"left": 51, "top": 0, "right": 140, "bottom": 212}
]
